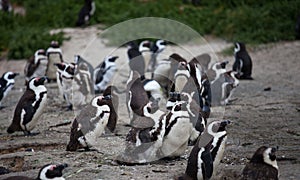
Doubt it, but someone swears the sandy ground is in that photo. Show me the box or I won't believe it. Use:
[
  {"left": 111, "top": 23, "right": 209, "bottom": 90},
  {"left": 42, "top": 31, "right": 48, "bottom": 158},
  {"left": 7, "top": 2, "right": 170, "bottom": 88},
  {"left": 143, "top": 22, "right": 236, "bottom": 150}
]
[{"left": 0, "top": 25, "right": 299, "bottom": 180}]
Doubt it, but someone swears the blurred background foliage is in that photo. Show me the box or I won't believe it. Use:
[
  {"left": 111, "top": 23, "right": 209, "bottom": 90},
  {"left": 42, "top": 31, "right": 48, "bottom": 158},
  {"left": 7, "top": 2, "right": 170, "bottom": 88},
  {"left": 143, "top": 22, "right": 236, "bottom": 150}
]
[{"left": 1, "top": 0, "right": 299, "bottom": 59}]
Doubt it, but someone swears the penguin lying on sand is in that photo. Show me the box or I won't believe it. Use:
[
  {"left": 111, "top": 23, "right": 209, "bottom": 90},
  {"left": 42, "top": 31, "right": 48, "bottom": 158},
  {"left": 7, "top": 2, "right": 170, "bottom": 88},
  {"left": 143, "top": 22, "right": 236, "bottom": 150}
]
[
  {"left": 233, "top": 42, "right": 253, "bottom": 80},
  {"left": 0, "top": 71, "right": 19, "bottom": 109},
  {"left": 180, "top": 120, "right": 230, "bottom": 180},
  {"left": 66, "top": 94, "right": 114, "bottom": 151},
  {"left": 242, "top": 146, "right": 279, "bottom": 180},
  {"left": 7, "top": 77, "right": 48, "bottom": 136},
  {"left": 3, "top": 163, "right": 68, "bottom": 180}
]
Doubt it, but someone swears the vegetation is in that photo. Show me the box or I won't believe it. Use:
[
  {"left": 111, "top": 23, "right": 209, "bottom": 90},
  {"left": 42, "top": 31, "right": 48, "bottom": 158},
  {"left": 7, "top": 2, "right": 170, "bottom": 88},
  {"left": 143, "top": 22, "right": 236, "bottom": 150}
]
[{"left": 1, "top": 0, "right": 300, "bottom": 59}]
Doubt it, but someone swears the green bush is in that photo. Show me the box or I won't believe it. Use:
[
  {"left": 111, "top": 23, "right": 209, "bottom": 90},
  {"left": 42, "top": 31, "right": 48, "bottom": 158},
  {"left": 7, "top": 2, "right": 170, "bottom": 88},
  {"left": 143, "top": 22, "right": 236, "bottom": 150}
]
[{"left": 1, "top": 0, "right": 300, "bottom": 59}]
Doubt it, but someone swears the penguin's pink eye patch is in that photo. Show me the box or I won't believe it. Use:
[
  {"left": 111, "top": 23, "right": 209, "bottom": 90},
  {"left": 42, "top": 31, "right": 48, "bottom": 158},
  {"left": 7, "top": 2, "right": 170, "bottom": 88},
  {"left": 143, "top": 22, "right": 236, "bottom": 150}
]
[
  {"left": 35, "top": 77, "right": 40, "bottom": 81},
  {"left": 49, "top": 165, "right": 56, "bottom": 170}
]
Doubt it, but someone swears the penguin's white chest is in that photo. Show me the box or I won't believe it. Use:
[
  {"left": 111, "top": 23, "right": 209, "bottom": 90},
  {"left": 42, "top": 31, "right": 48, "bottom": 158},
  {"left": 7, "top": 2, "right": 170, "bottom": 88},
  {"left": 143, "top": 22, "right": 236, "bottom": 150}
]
[{"left": 22, "top": 93, "right": 47, "bottom": 131}]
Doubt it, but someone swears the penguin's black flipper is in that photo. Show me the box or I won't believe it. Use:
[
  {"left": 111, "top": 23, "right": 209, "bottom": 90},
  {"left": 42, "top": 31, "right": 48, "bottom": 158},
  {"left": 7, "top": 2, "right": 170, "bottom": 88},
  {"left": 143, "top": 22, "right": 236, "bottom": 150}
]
[{"left": 201, "top": 147, "right": 214, "bottom": 179}]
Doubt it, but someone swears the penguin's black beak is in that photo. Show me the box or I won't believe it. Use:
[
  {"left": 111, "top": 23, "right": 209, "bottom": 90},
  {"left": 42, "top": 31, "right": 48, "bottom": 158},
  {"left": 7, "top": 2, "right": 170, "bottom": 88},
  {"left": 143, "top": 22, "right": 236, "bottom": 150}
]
[
  {"left": 13, "top": 73, "right": 19, "bottom": 77},
  {"left": 220, "top": 120, "right": 231, "bottom": 127},
  {"left": 56, "top": 163, "right": 68, "bottom": 171},
  {"left": 271, "top": 146, "right": 278, "bottom": 153},
  {"left": 102, "top": 95, "right": 112, "bottom": 100},
  {"left": 38, "top": 76, "right": 48, "bottom": 84}
]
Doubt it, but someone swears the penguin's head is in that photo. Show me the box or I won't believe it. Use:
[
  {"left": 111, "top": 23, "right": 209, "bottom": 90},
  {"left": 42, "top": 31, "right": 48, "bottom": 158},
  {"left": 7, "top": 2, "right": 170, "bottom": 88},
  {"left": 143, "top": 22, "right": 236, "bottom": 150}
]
[
  {"left": 156, "top": 39, "right": 167, "bottom": 51},
  {"left": 211, "top": 120, "right": 230, "bottom": 133},
  {"left": 93, "top": 95, "right": 112, "bottom": 107},
  {"left": 37, "top": 163, "right": 68, "bottom": 180},
  {"left": 139, "top": 40, "right": 151, "bottom": 52},
  {"left": 35, "top": 49, "right": 46, "bottom": 57},
  {"left": 250, "top": 146, "right": 279, "bottom": 169},
  {"left": 3, "top": 71, "right": 19, "bottom": 81},
  {"left": 28, "top": 76, "right": 48, "bottom": 89},
  {"left": 54, "top": 62, "right": 67, "bottom": 71},
  {"left": 50, "top": 40, "right": 59, "bottom": 48},
  {"left": 234, "top": 42, "right": 246, "bottom": 53}
]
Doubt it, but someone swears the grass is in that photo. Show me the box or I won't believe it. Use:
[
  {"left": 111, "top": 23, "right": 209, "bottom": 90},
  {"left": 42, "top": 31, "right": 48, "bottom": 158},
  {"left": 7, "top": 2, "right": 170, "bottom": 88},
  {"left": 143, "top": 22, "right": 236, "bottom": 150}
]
[{"left": 1, "top": 0, "right": 300, "bottom": 59}]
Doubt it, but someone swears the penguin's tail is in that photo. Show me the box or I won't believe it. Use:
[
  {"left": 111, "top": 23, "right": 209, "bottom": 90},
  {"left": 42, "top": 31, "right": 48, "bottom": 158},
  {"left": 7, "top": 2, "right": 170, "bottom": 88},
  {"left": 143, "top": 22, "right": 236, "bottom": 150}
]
[{"left": 7, "top": 126, "right": 15, "bottom": 134}]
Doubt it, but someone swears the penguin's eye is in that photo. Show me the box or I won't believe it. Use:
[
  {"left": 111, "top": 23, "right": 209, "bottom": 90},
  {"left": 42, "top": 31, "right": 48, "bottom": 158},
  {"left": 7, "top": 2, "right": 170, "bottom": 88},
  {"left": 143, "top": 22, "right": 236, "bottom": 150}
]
[{"left": 147, "top": 107, "right": 151, "bottom": 113}]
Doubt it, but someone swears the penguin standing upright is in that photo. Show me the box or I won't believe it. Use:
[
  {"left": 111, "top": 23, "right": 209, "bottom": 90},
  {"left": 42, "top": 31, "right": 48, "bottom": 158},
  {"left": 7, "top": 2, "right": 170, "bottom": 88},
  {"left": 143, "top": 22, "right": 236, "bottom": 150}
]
[
  {"left": 94, "top": 56, "right": 118, "bottom": 93},
  {"left": 24, "top": 49, "right": 48, "bottom": 85},
  {"left": 147, "top": 39, "right": 167, "bottom": 73},
  {"left": 233, "top": 42, "right": 253, "bottom": 80},
  {"left": 242, "top": 146, "right": 279, "bottom": 180},
  {"left": 46, "top": 41, "right": 63, "bottom": 82},
  {"left": 73, "top": 55, "right": 95, "bottom": 113},
  {"left": 0, "top": 71, "right": 19, "bottom": 108},
  {"left": 2, "top": 163, "right": 68, "bottom": 180},
  {"left": 182, "top": 120, "right": 230, "bottom": 180},
  {"left": 54, "top": 62, "right": 75, "bottom": 110},
  {"left": 127, "top": 40, "right": 151, "bottom": 80},
  {"left": 7, "top": 77, "right": 48, "bottom": 135},
  {"left": 102, "top": 85, "right": 119, "bottom": 133},
  {"left": 66, "top": 95, "right": 112, "bottom": 151},
  {"left": 76, "top": 0, "right": 96, "bottom": 26}
]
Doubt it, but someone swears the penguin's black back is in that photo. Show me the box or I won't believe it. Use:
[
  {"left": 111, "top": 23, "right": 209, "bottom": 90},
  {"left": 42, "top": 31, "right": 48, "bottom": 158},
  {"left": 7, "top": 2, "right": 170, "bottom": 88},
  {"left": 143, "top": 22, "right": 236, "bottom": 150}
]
[{"left": 242, "top": 162, "right": 278, "bottom": 180}]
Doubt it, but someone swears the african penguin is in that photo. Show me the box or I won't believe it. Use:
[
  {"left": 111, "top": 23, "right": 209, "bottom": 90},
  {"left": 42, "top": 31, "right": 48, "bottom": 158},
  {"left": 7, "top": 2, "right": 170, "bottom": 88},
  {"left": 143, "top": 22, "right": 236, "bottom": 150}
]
[
  {"left": 126, "top": 71, "right": 149, "bottom": 123},
  {"left": 117, "top": 100, "right": 166, "bottom": 164},
  {"left": 206, "top": 60, "right": 229, "bottom": 83},
  {"left": 159, "top": 100, "right": 200, "bottom": 158},
  {"left": 7, "top": 77, "right": 48, "bottom": 136},
  {"left": 2, "top": 163, "right": 68, "bottom": 180},
  {"left": 102, "top": 85, "right": 119, "bottom": 133},
  {"left": 233, "top": 42, "right": 253, "bottom": 80},
  {"left": 242, "top": 146, "right": 279, "bottom": 180},
  {"left": 66, "top": 95, "right": 112, "bottom": 151},
  {"left": 127, "top": 40, "right": 151, "bottom": 80},
  {"left": 182, "top": 120, "right": 230, "bottom": 180},
  {"left": 76, "top": 0, "right": 96, "bottom": 26},
  {"left": 147, "top": 39, "right": 167, "bottom": 73},
  {"left": 94, "top": 55, "right": 118, "bottom": 94},
  {"left": 0, "top": 71, "right": 19, "bottom": 108},
  {"left": 46, "top": 41, "right": 63, "bottom": 82},
  {"left": 54, "top": 62, "right": 75, "bottom": 110},
  {"left": 24, "top": 49, "right": 48, "bottom": 85},
  {"left": 73, "top": 55, "right": 95, "bottom": 113}
]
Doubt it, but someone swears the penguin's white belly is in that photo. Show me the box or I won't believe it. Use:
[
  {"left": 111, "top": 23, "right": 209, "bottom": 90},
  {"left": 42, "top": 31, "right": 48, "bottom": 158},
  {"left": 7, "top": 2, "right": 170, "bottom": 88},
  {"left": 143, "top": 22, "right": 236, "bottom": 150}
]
[
  {"left": 175, "top": 76, "right": 188, "bottom": 92},
  {"left": 85, "top": 114, "right": 109, "bottom": 146},
  {"left": 23, "top": 94, "right": 47, "bottom": 131},
  {"left": 34, "top": 61, "right": 48, "bottom": 78},
  {"left": 212, "top": 136, "right": 227, "bottom": 176},
  {"left": 3, "top": 84, "right": 14, "bottom": 100},
  {"left": 160, "top": 118, "right": 193, "bottom": 157}
]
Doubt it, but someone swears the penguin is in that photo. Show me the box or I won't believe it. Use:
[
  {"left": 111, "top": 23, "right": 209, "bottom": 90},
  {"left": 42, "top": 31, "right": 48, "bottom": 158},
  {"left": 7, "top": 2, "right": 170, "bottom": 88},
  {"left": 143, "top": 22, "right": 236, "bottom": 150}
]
[
  {"left": 7, "top": 77, "right": 48, "bottom": 136},
  {"left": 147, "top": 39, "right": 167, "bottom": 74},
  {"left": 3, "top": 163, "right": 68, "bottom": 180},
  {"left": 73, "top": 55, "right": 95, "bottom": 112},
  {"left": 66, "top": 95, "right": 112, "bottom": 151},
  {"left": 206, "top": 60, "right": 229, "bottom": 83},
  {"left": 127, "top": 40, "right": 151, "bottom": 80},
  {"left": 233, "top": 42, "right": 253, "bottom": 80},
  {"left": 94, "top": 55, "right": 118, "bottom": 94},
  {"left": 24, "top": 49, "right": 48, "bottom": 85},
  {"left": 211, "top": 70, "right": 239, "bottom": 106},
  {"left": 152, "top": 57, "right": 172, "bottom": 95},
  {"left": 159, "top": 100, "right": 200, "bottom": 158},
  {"left": 126, "top": 71, "right": 149, "bottom": 122},
  {"left": 0, "top": 71, "right": 19, "bottom": 108},
  {"left": 182, "top": 120, "right": 230, "bottom": 180},
  {"left": 102, "top": 85, "right": 119, "bottom": 133},
  {"left": 242, "top": 146, "right": 279, "bottom": 180},
  {"left": 76, "top": 0, "right": 96, "bottom": 26},
  {"left": 46, "top": 41, "right": 63, "bottom": 82},
  {"left": 0, "top": 0, "right": 12, "bottom": 12},
  {"left": 143, "top": 78, "right": 165, "bottom": 106},
  {"left": 117, "top": 100, "right": 166, "bottom": 164},
  {"left": 54, "top": 62, "right": 75, "bottom": 110}
]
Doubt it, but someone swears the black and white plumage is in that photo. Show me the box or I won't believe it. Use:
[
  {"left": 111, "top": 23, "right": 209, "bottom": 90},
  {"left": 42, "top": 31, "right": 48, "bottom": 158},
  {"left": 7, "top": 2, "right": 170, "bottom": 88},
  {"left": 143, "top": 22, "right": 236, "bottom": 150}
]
[
  {"left": 46, "top": 41, "right": 63, "bottom": 81},
  {"left": 182, "top": 120, "right": 230, "bottom": 180},
  {"left": 66, "top": 95, "right": 113, "bottom": 151},
  {"left": 159, "top": 100, "right": 200, "bottom": 158},
  {"left": 54, "top": 62, "right": 75, "bottom": 110},
  {"left": 24, "top": 49, "right": 48, "bottom": 84},
  {"left": 147, "top": 39, "right": 167, "bottom": 73},
  {"left": 73, "top": 55, "right": 95, "bottom": 113},
  {"left": 3, "top": 163, "right": 68, "bottom": 180},
  {"left": 206, "top": 60, "right": 229, "bottom": 83},
  {"left": 127, "top": 41, "right": 151, "bottom": 80},
  {"left": 94, "top": 56, "right": 118, "bottom": 93},
  {"left": 7, "top": 77, "right": 48, "bottom": 135},
  {"left": 211, "top": 70, "right": 239, "bottom": 106},
  {"left": 233, "top": 42, "right": 253, "bottom": 80},
  {"left": 242, "top": 146, "right": 279, "bottom": 180},
  {"left": 0, "top": 0, "right": 12, "bottom": 12},
  {"left": 76, "top": 0, "right": 96, "bottom": 26},
  {"left": 0, "top": 71, "right": 19, "bottom": 108}
]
